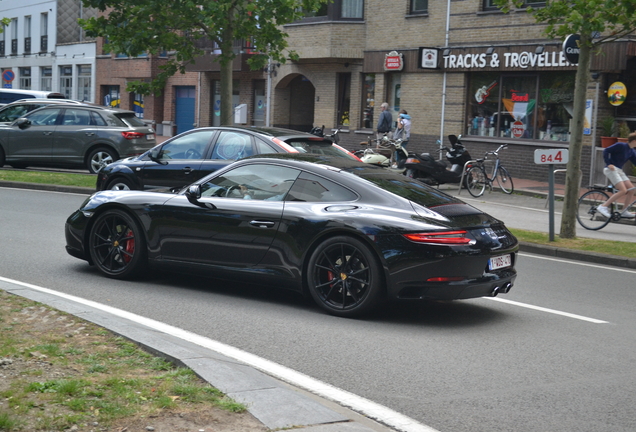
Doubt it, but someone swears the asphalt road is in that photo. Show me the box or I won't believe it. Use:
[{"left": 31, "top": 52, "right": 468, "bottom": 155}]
[{"left": 2, "top": 186, "right": 636, "bottom": 432}]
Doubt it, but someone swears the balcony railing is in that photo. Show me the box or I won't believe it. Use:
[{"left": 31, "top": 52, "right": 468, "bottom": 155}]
[
  {"left": 11, "top": 39, "right": 17, "bottom": 55},
  {"left": 0, "top": 41, "right": 4, "bottom": 57},
  {"left": 24, "top": 37, "right": 31, "bottom": 54},
  {"left": 40, "top": 35, "right": 48, "bottom": 53}
]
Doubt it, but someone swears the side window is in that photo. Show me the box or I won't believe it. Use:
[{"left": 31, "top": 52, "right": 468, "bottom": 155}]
[
  {"left": 286, "top": 172, "right": 358, "bottom": 202},
  {"left": 212, "top": 131, "right": 254, "bottom": 160},
  {"left": 255, "top": 138, "right": 278, "bottom": 155},
  {"left": 26, "top": 107, "right": 61, "bottom": 126},
  {"left": 90, "top": 111, "right": 107, "bottom": 126},
  {"left": 158, "top": 130, "right": 215, "bottom": 160},
  {"left": 61, "top": 109, "right": 90, "bottom": 126},
  {"left": 0, "top": 105, "right": 29, "bottom": 122},
  {"left": 200, "top": 164, "right": 300, "bottom": 201}
]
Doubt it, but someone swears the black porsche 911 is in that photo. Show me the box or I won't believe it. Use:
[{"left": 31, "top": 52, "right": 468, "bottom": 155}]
[{"left": 65, "top": 154, "right": 518, "bottom": 317}]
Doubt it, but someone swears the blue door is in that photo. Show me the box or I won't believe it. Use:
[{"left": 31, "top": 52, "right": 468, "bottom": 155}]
[{"left": 175, "top": 86, "right": 195, "bottom": 135}]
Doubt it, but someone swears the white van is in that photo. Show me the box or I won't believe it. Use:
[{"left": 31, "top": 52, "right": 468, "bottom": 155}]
[{"left": 0, "top": 89, "right": 66, "bottom": 106}]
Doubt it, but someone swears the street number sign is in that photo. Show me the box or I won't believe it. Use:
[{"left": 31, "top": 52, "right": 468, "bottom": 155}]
[{"left": 534, "top": 148, "right": 568, "bottom": 164}]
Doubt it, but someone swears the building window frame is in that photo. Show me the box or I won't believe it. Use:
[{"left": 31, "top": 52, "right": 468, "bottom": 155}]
[
  {"left": 361, "top": 73, "right": 375, "bottom": 129},
  {"left": 337, "top": 72, "right": 351, "bottom": 128},
  {"left": 298, "top": 0, "right": 364, "bottom": 22},
  {"left": 19, "top": 67, "right": 31, "bottom": 89},
  {"left": 409, "top": 0, "right": 428, "bottom": 15},
  {"left": 59, "top": 66, "right": 73, "bottom": 99},
  {"left": 41, "top": 67, "right": 52, "bottom": 91}
]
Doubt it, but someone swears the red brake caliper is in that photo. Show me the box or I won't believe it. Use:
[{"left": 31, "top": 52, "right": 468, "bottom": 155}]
[{"left": 123, "top": 229, "right": 135, "bottom": 263}]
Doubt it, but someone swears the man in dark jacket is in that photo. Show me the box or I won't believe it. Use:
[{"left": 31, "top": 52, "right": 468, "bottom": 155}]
[
  {"left": 376, "top": 102, "right": 392, "bottom": 138},
  {"left": 597, "top": 132, "right": 636, "bottom": 218}
]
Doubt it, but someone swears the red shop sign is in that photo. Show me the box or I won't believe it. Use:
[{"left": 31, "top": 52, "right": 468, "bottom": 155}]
[{"left": 384, "top": 51, "right": 404, "bottom": 71}]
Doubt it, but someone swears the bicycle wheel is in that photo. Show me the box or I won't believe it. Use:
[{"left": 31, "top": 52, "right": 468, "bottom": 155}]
[
  {"left": 576, "top": 190, "right": 611, "bottom": 230},
  {"left": 495, "top": 166, "right": 514, "bottom": 194},
  {"left": 465, "top": 166, "right": 487, "bottom": 197}
]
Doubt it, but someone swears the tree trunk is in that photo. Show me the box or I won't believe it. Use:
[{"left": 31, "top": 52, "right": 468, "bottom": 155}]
[
  {"left": 559, "top": 36, "right": 592, "bottom": 239},
  {"left": 219, "top": 10, "right": 235, "bottom": 126}
]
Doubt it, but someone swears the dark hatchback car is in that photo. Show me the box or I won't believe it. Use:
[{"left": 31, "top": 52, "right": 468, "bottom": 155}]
[
  {"left": 95, "top": 126, "right": 358, "bottom": 191},
  {"left": 0, "top": 104, "right": 156, "bottom": 173},
  {"left": 66, "top": 154, "right": 519, "bottom": 318}
]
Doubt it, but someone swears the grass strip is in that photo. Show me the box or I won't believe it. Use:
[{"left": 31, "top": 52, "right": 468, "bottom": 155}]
[{"left": 0, "top": 170, "right": 95, "bottom": 188}]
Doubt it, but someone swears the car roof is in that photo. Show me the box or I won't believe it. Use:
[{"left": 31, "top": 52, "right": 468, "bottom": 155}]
[
  {"left": 26, "top": 103, "right": 137, "bottom": 116},
  {"left": 217, "top": 125, "right": 332, "bottom": 141}
]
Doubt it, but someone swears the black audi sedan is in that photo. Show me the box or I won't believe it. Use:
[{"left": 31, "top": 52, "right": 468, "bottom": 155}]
[
  {"left": 67, "top": 154, "right": 518, "bottom": 317},
  {"left": 95, "top": 126, "right": 357, "bottom": 192}
]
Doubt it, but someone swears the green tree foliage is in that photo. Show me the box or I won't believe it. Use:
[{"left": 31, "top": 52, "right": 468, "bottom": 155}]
[
  {"left": 495, "top": 0, "right": 636, "bottom": 238},
  {"left": 80, "top": 0, "right": 328, "bottom": 125}
]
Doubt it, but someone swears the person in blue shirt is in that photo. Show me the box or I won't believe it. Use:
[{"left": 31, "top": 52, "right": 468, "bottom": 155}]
[{"left": 597, "top": 132, "right": 636, "bottom": 218}]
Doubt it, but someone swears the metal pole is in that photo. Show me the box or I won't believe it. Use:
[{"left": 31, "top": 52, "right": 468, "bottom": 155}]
[
  {"left": 548, "top": 164, "right": 555, "bottom": 241},
  {"left": 266, "top": 56, "right": 272, "bottom": 127}
]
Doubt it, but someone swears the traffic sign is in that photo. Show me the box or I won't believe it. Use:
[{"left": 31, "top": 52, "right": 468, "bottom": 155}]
[
  {"left": 2, "top": 69, "right": 15, "bottom": 82},
  {"left": 534, "top": 148, "right": 568, "bottom": 165}
]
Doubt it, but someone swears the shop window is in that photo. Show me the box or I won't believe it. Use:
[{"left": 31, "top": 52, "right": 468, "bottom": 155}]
[
  {"left": 59, "top": 66, "right": 73, "bottom": 99},
  {"left": 467, "top": 72, "right": 574, "bottom": 141},
  {"left": 104, "top": 85, "right": 120, "bottom": 107},
  {"left": 410, "top": 0, "right": 428, "bottom": 14},
  {"left": 337, "top": 73, "right": 351, "bottom": 127},
  {"left": 40, "top": 67, "right": 51, "bottom": 91},
  {"left": 78, "top": 65, "right": 91, "bottom": 102},
  {"left": 19, "top": 67, "right": 31, "bottom": 89},
  {"left": 133, "top": 93, "right": 144, "bottom": 118},
  {"left": 211, "top": 79, "right": 240, "bottom": 127},
  {"left": 361, "top": 73, "right": 375, "bottom": 129},
  {"left": 388, "top": 74, "right": 402, "bottom": 127}
]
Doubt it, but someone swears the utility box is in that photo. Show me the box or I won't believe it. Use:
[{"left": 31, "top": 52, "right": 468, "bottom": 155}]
[{"left": 234, "top": 104, "right": 248, "bottom": 124}]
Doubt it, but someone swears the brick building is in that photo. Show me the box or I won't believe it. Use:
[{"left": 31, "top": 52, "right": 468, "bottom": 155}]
[{"left": 94, "top": 0, "right": 636, "bottom": 184}]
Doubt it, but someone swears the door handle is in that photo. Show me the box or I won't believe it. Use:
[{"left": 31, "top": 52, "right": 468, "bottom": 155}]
[
  {"left": 182, "top": 167, "right": 193, "bottom": 174},
  {"left": 85, "top": 132, "right": 95, "bottom": 136},
  {"left": 42, "top": 131, "right": 53, "bottom": 135},
  {"left": 250, "top": 220, "right": 275, "bottom": 228}
]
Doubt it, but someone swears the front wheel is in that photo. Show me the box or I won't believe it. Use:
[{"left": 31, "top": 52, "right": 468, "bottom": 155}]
[
  {"left": 307, "top": 236, "right": 384, "bottom": 318},
  {"left": 496, "top": 166, "right": 514, "bottom": 194},
  {"left": 87, "top": 147, "right": 118, "bottom": 174},
  {"left": 465, "top": 166, "right": 487, "bottom": 197},
  {"left": 88, "top": 209, "right": 147, "bottom": 278},
  {"left": 576, "top": 190, "right": 611, "bottom": 230}
]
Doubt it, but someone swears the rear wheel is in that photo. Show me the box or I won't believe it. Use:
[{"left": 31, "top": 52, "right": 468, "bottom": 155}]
[
  {"left": 88, "top": 209, "right": 147, "bottom": 278},
  {"left": 496, "top": 166, "right": 514, "bottom": 194},
  {"left": 87, "top": 147, "right": 118, "bottom": 174},
  {"left": 106, "top": 177, "right": 134, "bottom": 191},
  {"left": 0, "top": 146, "right": 5, "bottom": 167},
  {"left": 307, "top": 236, "right": 383, "bottom": 318},
  {"left": 466, "top": 166, "right": 487, "bottom": 197},
  {"left": 576, "top": 190, "right": 611, "bottom": 230}
]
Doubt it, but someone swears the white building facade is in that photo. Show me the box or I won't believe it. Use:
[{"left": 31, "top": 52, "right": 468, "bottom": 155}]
[{"left": 0, "top": 0, "right": 97, "bottom": 102}]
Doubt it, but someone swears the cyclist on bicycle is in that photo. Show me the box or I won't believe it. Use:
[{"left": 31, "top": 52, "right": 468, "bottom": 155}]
[{"left": 597, "top": 132, "right": 636, "bottom": 219}]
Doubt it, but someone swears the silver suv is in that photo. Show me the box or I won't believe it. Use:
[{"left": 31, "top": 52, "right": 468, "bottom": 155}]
[{"left": 0, "top": 104, "right": 156, "bottom": 173}]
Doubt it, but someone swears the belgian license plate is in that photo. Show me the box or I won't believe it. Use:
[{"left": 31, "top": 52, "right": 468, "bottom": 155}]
[
  {"left": 489, "top": 254, "right": 511, "bottom": 270},
  {"left": 147, "top": 134, "right": 155, "bottom": 140}
]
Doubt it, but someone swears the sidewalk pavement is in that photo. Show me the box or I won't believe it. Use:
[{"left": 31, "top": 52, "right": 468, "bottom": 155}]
[{"left": 1, "top": 175, "right": 635, "bottom": 432}]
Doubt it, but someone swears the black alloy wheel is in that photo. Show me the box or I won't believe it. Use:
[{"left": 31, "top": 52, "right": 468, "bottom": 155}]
[
  {"left": 88, "top": 209, "right": 147, "bottom": 278},
  {"left": 307, "top": 236, "right": 383, "bottom": 317}
]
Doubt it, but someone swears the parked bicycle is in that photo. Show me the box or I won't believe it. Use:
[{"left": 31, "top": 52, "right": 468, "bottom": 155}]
[
  {"left": 464, "top": 144, "right": 514, "bottom": 197},
  {"left": 576, "top": 184, "right": 636, "bottom": 230}
]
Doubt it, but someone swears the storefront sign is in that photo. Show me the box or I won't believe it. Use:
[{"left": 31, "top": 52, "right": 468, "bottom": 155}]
[
  {"left": 608, "top": 81, "right": 627, "bottom": 106},
  {"left": 419, "top": 48, "right": 439, "bottom": 69},
  {"left": 563, "top": 34, "right": 580, "bottom": 64},
  {"left": 384, "top": 51, "right": 404, "bottom": 71},
  {"left": 442, "top": 49, "right": 574, "bottom": 71}
]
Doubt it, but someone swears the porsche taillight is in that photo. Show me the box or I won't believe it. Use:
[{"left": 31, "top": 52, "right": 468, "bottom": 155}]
[{"left": 403, "top": 231, "right": 473, "bottom": 245}]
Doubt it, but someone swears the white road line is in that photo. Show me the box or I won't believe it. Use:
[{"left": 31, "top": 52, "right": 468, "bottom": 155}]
[
  {"left": 483, "top": 297, "right": 609, "bottom": 324},
  {"left": 520, "top": 252, "right": 636, "bottom": 274},
  {"left": 0, "top": 276, "right": 439, "bottom": 432}
]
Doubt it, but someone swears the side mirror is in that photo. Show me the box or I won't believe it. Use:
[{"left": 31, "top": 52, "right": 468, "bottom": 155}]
[
  {"left": 149, "top": 147, "right": 168, "bottom": 165},
  {"left": 185, "top": 184, "right": 201, "bottom": 203},
  {"left": 184, "top": 184, "right": 216, "bottom": 209},
  {"left": 15, "top": 118, "right": 31, "bottom": 129}
]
